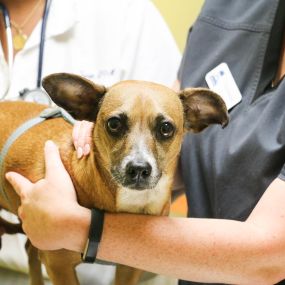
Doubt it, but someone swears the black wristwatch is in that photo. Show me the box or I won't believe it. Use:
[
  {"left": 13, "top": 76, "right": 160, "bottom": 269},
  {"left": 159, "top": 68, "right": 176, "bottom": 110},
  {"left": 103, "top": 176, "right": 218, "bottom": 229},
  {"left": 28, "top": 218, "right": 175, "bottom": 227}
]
[{"left": 81, "top": 208, "right": 105, "bottom": 263}]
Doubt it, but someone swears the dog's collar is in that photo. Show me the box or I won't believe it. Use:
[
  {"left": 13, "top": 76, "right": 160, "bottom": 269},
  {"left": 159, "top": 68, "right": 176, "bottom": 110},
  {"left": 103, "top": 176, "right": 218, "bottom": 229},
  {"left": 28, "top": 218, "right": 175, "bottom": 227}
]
[{"left": 0, "top": 107, "right": 76, "bottom": 207}]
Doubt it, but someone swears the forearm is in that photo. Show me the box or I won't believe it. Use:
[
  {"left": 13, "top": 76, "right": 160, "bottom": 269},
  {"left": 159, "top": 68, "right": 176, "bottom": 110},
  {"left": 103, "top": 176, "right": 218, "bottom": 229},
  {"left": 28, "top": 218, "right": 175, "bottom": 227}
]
[
  {"left": 66, "top": 179, "right": 285, "bottom": 284},
  {"left": 98, "top": 214, "right": 271, "bottom": 284},
  {"left": 97, "top": 178, "right": 285, "bottom": 284}
]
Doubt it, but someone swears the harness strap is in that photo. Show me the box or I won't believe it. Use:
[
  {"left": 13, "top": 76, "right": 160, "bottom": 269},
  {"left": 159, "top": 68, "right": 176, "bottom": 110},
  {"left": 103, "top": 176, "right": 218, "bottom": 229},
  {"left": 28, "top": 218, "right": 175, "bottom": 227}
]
[{"left": 0, "top": 107, "right": 75, "bottom": 207}]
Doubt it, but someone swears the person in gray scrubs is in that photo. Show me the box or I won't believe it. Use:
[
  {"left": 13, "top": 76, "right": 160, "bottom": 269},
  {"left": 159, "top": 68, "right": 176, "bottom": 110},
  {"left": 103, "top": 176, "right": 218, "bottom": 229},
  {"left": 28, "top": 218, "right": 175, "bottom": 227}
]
[
  {"left": 6, "top": 0, "right": 285, "bottom": 284},
  {"left": 178, "top": 0, "right": 285, "bottom": 284}
]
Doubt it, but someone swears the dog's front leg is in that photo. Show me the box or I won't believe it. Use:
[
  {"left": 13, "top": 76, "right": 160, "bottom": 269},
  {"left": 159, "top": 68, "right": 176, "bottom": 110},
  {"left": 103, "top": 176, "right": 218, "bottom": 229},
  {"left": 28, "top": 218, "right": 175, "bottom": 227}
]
[
  {"left": 25, "top": 240, "right": 44, "bottom": 285},
  {"left": 39, "top": 249, "right": 81, "bottom": 285},
  {"left": 115, "top": 264, "right": 143, "bottom": 285}
]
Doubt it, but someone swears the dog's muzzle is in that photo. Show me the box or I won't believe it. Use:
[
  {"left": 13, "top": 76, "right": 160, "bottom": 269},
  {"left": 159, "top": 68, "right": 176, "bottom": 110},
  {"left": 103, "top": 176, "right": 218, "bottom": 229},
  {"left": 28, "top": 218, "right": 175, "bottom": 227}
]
[{"left": 111, "top": 160, "right": 161, "bottom": 191}]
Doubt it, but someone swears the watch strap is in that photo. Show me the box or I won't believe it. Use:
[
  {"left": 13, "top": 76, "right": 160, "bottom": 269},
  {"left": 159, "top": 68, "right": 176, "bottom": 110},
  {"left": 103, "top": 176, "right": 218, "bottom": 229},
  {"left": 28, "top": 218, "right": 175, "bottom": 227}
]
[{"left": 81, "top": 208, "right": 105, "bottom": 263}]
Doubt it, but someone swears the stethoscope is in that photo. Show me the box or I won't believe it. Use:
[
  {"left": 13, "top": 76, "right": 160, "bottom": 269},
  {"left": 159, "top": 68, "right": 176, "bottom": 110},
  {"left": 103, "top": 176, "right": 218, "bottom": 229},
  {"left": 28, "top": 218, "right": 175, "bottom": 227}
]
[{"left": 0, "top": 0, "right": 52, "bottom": 105}]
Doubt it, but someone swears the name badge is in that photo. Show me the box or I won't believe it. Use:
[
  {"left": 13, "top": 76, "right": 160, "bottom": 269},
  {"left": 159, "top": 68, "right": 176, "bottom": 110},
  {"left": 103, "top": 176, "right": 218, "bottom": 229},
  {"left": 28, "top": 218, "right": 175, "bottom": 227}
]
[{"left": 205, "top": 62, "right": 242, "bottom": 110}]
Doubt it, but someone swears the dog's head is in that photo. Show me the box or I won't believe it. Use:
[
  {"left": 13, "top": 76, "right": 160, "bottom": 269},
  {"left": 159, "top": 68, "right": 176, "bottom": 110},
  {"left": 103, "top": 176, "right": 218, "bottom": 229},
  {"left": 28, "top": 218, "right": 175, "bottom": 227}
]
[{"left": 43, "top": 73, "right": 228, "bottom": 192}]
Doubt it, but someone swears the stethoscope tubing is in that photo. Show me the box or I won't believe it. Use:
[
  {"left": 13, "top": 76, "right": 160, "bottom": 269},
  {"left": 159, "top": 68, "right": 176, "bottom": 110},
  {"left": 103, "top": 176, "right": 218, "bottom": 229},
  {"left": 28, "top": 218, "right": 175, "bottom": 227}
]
[
  {"left": 37, "top": 0, "right": 51, "bottom": 88},
  {"left": 0, "top": 3, "right": 13, "bottom": 99}
]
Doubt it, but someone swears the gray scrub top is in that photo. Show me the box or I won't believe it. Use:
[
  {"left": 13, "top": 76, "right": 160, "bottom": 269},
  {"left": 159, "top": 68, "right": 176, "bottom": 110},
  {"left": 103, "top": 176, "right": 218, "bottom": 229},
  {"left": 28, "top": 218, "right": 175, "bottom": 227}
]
[{"left": 178, "top": 1, "right": 285, "bottom": 284}]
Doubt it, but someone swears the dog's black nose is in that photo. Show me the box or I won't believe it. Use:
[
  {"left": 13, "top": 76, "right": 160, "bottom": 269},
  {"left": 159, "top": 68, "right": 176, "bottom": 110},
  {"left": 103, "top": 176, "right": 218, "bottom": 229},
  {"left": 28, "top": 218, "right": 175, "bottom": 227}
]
[{"left": 126, "top": 161, "right": 152, "bottom": 184}]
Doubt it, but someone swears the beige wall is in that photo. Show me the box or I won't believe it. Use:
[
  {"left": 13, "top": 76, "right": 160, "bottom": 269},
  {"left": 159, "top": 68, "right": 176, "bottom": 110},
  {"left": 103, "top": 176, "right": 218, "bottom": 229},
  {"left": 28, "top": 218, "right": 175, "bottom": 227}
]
[{"left": 152, "top": 0, "right": 204, "bottom": 51}]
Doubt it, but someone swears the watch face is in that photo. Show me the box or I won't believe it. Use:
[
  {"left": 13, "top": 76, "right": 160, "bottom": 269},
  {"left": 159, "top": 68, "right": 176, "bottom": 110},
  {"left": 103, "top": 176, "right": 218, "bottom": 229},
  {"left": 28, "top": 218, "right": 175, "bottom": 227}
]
[{"left": 22, "top": 88, "right": 52, "bottom": 105}]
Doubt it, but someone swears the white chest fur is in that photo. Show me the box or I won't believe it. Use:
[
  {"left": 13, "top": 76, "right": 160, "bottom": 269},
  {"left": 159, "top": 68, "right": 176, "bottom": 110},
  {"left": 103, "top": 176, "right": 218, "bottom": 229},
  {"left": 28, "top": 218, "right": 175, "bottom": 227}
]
[{"left": 116, "top": 175, "right": 171, "bottom": 215}]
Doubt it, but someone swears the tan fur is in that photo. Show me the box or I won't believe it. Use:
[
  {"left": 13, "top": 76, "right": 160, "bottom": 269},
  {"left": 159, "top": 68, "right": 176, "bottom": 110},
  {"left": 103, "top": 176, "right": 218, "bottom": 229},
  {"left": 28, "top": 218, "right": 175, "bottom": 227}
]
[{"left": 0, "top": 75, "right": 228, "bottom": 285}]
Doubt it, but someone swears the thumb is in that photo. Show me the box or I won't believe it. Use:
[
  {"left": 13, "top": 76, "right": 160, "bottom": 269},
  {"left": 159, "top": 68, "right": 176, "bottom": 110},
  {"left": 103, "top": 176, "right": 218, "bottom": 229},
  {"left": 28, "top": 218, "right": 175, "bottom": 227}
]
[
  {"left": 44, "top": 140, "right": 68, "bottom": 180},
  {"left": 5, "top": 172, "right": 33, "bottom": 199}
]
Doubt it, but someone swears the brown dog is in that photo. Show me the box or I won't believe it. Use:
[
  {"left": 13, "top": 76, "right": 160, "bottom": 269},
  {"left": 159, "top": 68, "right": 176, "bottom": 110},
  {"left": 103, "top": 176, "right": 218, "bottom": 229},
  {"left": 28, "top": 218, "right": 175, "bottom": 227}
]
[{"left": 0, "top": 73, "right": 228, "bottom": 285}]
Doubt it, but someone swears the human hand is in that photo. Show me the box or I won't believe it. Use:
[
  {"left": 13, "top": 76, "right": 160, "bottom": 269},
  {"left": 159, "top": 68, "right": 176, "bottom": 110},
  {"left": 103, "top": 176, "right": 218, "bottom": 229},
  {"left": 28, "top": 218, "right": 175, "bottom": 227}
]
[
  {"left": 72, "top": 120, "right": 94, "bottom": 159},
  {"left": 5, "top": 140, "right": 90, "bottom": 251}
]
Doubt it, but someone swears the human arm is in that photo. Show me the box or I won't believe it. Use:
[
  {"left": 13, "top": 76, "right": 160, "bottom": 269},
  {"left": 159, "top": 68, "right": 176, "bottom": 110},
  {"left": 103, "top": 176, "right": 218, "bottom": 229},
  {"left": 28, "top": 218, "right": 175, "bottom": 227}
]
[
  {"left": 99, "top": 178, "right": 285, "bottom": 285},
  {"left": 6, "top": 141, "right": 285, "bottom": 284}
]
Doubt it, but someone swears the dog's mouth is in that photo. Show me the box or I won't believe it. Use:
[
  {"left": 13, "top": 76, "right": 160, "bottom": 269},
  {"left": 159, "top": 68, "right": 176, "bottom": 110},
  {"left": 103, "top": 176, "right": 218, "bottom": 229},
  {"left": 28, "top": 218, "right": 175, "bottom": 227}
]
[{"left": 121, "top": 175, "right": 161, "bottom": 190}]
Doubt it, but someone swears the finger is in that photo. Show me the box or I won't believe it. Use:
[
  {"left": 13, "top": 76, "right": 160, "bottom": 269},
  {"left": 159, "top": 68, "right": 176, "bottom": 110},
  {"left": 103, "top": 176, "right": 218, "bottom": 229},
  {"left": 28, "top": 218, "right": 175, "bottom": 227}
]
[
  {"left": 76, "top": 121, "right": 84, "bottom": 159},
  {"left": 72, "top": 121, "right": 81, "bottom": 149},
  {"left": 5, "top": 172, "right": 33, "bottom": 199},
  {"left": 44, "top": 140, "right": 67, "bottom": 179},
  {"left": 83, "top": 121, "right": 93, "bottom": 156},
  {"left": 77, "top": 121, "right": 94, "bottom": 158}
]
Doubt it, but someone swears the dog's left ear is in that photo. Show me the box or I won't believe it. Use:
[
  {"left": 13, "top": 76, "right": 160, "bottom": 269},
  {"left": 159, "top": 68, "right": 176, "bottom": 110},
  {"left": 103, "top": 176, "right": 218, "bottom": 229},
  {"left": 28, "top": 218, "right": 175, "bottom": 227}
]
[
  {"left": 179, "top": 88, "right": 229, "bottom": 133},
  {"left": 42, "top": 73, "right": 107, "bottom": 121}
]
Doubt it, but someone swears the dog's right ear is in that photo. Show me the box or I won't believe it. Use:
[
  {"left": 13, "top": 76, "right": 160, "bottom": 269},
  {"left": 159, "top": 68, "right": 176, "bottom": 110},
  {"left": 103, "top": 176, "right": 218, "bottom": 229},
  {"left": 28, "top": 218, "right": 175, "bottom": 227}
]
[{"left": 42, "top": 73, "right": 107, "bottom": 121}]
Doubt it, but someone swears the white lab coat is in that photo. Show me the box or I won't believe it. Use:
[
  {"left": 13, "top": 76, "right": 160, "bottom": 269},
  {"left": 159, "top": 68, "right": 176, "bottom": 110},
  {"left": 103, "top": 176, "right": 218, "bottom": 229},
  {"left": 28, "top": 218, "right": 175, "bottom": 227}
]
[
  {"left": 0, "top": 0, "right": 180, "bottom": 99},
  {"left": 0, "top": 0, "right": 180, "bottom": 284}
]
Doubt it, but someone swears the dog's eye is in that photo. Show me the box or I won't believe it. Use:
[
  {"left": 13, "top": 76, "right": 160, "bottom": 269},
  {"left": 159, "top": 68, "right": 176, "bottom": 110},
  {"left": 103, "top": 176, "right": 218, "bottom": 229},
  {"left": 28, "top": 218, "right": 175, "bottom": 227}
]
[
  {"left": 107, "top": 117, "right": 122, "bottom": 132},
  {"left": 106, "top": 116, "right": 128, "bottom": 138},
  {"left": 159, "top": 122, "right": 174, "bottom": 139},
  {"left": 106, "top": 114, "right": 128, "bottom": 138}
]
